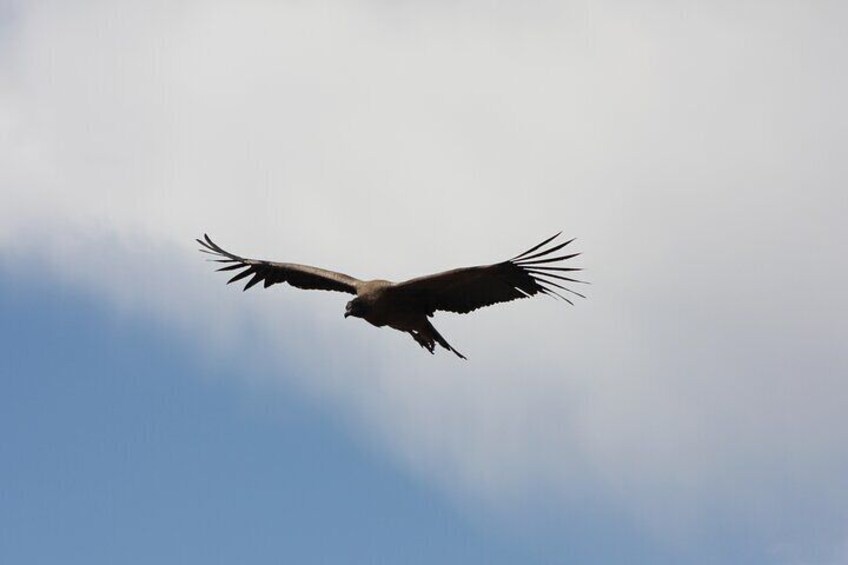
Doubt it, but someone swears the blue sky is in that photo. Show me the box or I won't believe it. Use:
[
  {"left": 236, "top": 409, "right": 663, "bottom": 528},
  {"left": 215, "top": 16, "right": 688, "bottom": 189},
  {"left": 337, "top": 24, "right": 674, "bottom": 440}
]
[
  {"left": 1, "top": 273, "right": 542, "bottom": 564},
  {"left": 2, "top": 1, "right": 848, "bottom": 563}
]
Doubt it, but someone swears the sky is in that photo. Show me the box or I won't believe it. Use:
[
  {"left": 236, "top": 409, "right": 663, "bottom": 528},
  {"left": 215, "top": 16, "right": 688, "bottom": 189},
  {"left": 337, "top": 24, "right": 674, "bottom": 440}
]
[{"left": 1, "top": 0, "right": 847, "bottom": 563}]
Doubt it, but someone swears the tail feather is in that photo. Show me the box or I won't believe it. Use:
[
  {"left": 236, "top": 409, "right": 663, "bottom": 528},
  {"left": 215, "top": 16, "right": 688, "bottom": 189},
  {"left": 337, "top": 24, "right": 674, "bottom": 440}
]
[{"left": 427, "top": 321, "right": 467, "bottom": 360}]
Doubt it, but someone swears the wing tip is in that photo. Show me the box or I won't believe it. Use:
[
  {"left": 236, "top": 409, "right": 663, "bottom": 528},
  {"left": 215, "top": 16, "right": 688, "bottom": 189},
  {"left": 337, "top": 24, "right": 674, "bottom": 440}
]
[{"left": 506, "top": 233, "right": 588, "bottom": 304}]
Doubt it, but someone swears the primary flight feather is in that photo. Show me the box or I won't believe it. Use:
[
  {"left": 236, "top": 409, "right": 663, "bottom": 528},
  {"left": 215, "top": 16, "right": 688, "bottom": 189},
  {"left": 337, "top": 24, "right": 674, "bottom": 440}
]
[{"left": 197, "top": 233, "right": 586, "bottom": 359}]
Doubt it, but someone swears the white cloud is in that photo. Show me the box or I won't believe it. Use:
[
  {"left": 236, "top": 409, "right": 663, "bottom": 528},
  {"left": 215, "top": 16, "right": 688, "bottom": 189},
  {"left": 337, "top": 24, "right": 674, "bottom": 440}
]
[{"left": 2, "top": 0, "right": 847, "bottom": 560}]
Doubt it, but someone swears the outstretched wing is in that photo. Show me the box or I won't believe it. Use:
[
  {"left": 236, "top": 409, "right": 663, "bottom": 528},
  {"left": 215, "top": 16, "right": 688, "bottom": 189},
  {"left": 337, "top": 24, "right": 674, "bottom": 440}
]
[
  {"left": 389, "top": 233, "right": 586, "bottom": 315},
  {"left": 197, "top": 234, "right": 361, "bottom": 295}
]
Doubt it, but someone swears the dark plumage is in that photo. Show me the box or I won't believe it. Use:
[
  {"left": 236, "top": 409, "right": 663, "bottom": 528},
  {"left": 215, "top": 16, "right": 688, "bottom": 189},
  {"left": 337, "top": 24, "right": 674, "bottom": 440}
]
[{"left": 197, "top": 233, "right": 586, "bottom": 359}]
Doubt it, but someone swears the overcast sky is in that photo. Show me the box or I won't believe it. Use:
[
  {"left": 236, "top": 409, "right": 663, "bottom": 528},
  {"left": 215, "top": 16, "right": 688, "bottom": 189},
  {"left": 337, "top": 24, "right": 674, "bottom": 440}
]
[{"left": 2, "top": 1, "right": 847, "bottom": 562}]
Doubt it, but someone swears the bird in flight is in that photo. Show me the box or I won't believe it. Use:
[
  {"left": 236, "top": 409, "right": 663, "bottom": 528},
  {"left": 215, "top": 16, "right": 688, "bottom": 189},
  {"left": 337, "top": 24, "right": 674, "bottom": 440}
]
[{"left": 197, "top": 233, "right": 585, "bottom": 359}]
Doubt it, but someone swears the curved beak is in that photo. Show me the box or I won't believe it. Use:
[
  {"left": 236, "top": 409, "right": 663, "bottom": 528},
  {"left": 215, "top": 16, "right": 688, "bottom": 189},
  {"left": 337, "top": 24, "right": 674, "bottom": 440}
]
[{"left": 344, "top": 312, "right": 351, "bottom": 318}]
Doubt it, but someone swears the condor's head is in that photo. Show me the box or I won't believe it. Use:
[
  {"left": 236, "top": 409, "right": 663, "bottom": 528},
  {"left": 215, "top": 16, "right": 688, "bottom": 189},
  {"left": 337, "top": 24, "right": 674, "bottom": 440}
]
[{"left": 344, "top": 298, "right": 368, "bottom": 319}]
